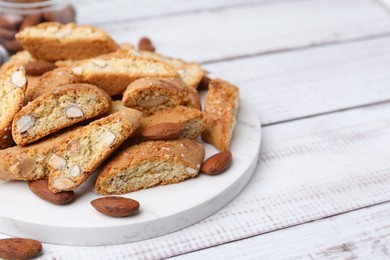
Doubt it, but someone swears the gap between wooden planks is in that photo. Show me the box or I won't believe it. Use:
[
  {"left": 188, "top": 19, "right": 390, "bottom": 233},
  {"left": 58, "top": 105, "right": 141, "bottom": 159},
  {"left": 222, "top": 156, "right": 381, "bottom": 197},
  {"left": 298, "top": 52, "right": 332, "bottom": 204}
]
[
  {"left": 203, "top": 36, "right": 390, "bottom": 125},
  {"left": 38, "top": 99, "right": 390, "bottom": 260},
  {"left": 74, "top": 0, "right": 266, "bottom": 25},
  {"left": 98, "top": 0, "right": 390, "bottom": 63},
  {"left": 172, "top": 201, "right": 390, "bottom": 259}
]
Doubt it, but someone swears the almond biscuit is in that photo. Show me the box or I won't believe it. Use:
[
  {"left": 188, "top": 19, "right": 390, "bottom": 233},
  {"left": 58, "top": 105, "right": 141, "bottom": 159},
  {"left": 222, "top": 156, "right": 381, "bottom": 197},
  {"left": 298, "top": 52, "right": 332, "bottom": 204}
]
[
  {"left": 202, "top": 78, "right": 239, "bottom": 151},
  {"left": 12, "top": 83, "right": 112, "bottom": 146},
  {"left": 95, "top": 139, "right": 205, "bottom": 195},
  {"left": 0, "top": 64, "right": 27, "bottom": 148},
  {"left": 48, "top": 108, "right": 142, "bottom": 192},
  {"left": 16, "top": 22, "right": 118, "bottom": 61}
]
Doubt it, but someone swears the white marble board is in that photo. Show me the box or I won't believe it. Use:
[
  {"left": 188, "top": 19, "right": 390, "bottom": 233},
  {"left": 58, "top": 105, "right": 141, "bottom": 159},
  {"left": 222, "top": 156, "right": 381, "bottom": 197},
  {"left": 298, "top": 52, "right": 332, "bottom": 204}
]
[{"left": 0, "top": 101, "right": 261, "bottom": 246}]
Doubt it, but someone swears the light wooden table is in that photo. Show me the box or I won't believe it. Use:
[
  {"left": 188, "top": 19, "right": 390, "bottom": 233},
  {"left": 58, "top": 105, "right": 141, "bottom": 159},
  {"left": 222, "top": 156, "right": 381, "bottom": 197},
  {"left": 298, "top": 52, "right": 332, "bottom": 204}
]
[{"left": 3, "top": 0, "right": 390, "bottom": 258}]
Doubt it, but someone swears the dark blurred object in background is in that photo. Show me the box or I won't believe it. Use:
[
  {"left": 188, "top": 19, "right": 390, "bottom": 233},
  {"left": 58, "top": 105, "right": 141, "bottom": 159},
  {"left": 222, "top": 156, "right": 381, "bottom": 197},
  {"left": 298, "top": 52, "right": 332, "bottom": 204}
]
[{"left": 0, "top": 0, "right": 76, "bottom": 54}]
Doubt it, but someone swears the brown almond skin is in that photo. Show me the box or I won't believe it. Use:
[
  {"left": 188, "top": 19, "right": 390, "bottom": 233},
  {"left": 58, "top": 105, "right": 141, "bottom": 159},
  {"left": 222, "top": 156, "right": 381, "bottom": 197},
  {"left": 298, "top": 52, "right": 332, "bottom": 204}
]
[
  {"left": 2, "top": 38, "right": 23, "bottom": 53},
  {"left": 91, "top": 196, "right": 140, "bottom": 217},
  {"left": 141, "top": 122, "right": 182, "bottom": 140},
  {"left": 0, "top": 15, "right": 23, "bottom": 30},
  {"left": 138, "top": 37, "right": 155, "bottom": 52},
  {"left": 28, "top": 179, "right": 75, "bottom": 205},
  {"left": 201, "top": 151, "right": 233, "bottom": 175},
  {"left": 0, "top": 28, "right": 17, "bottom": 40},
  {"left": 25, "top": 61, "right": 58, "bottom": 76},
  {"left": 43, "top": 5, "right": 76, "bottom": 24},
  {"left": 197, "top": 75, "right": 211, "bottom": 90},
  {"left": 19, "top": 14, "right": 42, "bottom": 31},
  {"left": 0, "top": 238, "right": 42, "bottom": 260}
]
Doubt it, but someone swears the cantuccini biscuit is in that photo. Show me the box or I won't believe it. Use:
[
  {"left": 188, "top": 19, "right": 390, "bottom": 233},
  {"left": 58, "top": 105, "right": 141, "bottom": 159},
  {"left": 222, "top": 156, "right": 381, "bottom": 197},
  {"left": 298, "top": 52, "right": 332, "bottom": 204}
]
[
  {"left": 1, "top": 51, "right": 60, "bottom": 102},
  {"left": 110, "top": 100, "right": 127, "bottom": 114},
  {"left": 31, "top": 67, "right": 78, "bottom": 99},
  {"left": 95, "top": 139, "right": 205, "bottom": 195},
  {"left": 138, "top": 51, "right": 204, "bottom": 89},
  {"left": 140, "top": 106, "right": 205, "bottom": 140},
  {"left": 70, "top": 56, "right": 178, "bottom": 96},
  {"left": 0, "top": 127, "right": 79, "bottom": 181},
  {"left": 0, "top": 64, "right": 27, "bottom": 149},
  {"left": 202, "top": 78, "right": 239, "bottom": 151},
  {"left": 12, "top": 83, "right": 112, "bottom": 146},
  {"left": 16, "top": 22, "right": 118, "bottom": 61},
  {"left": 0, "top": 50, "right": 34, "bottom": 73},
  {"left": 48, "top": 108, "right": 142, "bottom": 192},
  {"left": 122, "top": 77, "right": 201, "bottom": 115}
]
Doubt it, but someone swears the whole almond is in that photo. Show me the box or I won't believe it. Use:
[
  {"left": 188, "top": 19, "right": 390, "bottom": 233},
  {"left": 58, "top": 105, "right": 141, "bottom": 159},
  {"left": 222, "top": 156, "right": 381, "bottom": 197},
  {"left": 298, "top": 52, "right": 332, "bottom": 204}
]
[
  {"left": 0, "top": 15, "right": 23, "bottom": 29},
  {"left": 201, "top": 151, "right": 232, "bottom": 175},
  {"left": 138, "top": 37, "right": 155, "bottom": 52},
  {"left": 2, "top": 38, "right": 23, "bottom": 53},
  {"left": 141, "top": 122, "right": 182, "bottom": 140},
  {"left": 43, "top": 5, "right": 76, "bottom": 24},
  {"left": 19, "top": 14, "right": 42, "bottom": 31},
  {"left": 28, "top": 179, "right": 75, "bottom": 205},
  {"left": 0, "top": 28, "right": 17, "bottom": 40},
  {"left": 0, "top": 238, "right": 42, "bottom": 260},
  {"left": 91, "top": 196, "right": 140, "bottom": 217},
  {"left": 197, "top": 75, "right": 211, "bottom": 90},
  {"left": 25, "top": 61, "right": 57, "bottom": 76}
]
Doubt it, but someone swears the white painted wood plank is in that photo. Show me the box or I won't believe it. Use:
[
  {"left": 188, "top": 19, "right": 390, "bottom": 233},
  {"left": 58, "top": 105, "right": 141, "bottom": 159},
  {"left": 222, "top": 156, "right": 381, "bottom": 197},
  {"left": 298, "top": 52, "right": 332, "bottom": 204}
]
[
  {"left": 172, "top": 202, "right": 390, "bottom": 259},
  {"left": 378, "top": 0, "right": 390, "bottom": 10},
  {"left": 99, "top": 0, "right": 390, "bottom": 62},
  {"left": 73, "top": 0, "right": 265, "bottom": 25},
  {"left": 15, "top": 101, "right": 390, "bottom": 259},
  {"left": 204, "top": 36, "right": 390, "bottom": 125}
]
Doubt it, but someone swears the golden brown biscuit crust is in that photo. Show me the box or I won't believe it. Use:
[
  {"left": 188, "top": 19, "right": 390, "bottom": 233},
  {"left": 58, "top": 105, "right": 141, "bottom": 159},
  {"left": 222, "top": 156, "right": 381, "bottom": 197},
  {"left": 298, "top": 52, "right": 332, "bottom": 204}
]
[
  {"left": 0, "top": 127, "right": 80, "bottom": 181},
  {"left": 202, "top": 78, "right": 239, "bottom": 151},
  {"left": 16, "top": 22, "right": 118, "bottom": 61},
  {"left": 0, "top": 64, "right": 27, "bottom": 149},
  {"left": 95, "top": 139, "right": 205, "bottom": 195}
]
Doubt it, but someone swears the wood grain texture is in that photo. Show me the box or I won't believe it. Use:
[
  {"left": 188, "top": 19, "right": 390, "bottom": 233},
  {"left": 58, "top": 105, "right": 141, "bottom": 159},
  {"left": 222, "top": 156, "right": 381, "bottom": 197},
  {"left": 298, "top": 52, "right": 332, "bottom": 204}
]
[
  {"left": 16, "top": 101, "right": 390, "bottom": 259},
  {"left": 378, "top": 0, "right": 390, "bottom": 10},
  {"left": 204, "top": 36, "right": 390, "bottom": 125},
  {"left": 98, "top": 0, "right": 390, "bottom": 62},
  {"left": 172, "top": 202, "right": 390, "bottom": 259},
  {"left": 74, "top": 0, "right": 265, "bottom": 25}
]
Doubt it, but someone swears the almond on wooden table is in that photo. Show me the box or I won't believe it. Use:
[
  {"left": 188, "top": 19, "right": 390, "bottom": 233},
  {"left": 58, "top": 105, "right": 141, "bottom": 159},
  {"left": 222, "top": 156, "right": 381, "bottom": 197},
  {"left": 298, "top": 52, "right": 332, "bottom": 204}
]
[
  {"left": 91, "top": 196, "right": 140, "bottom": 217},
  {"left": 28, "top": 179, "right": 75, "bottom": 205},
  {"left": 0, "top": 238, "right": 42, "bottom": 260},
  {"left": 201, "top": 150, "right": 233, "bottom": 175}
]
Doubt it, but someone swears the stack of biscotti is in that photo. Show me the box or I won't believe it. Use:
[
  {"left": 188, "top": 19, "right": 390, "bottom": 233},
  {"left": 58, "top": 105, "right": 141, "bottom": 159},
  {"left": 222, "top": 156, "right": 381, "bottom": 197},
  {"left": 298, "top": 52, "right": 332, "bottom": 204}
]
[{"left": 0, "top": 22, "right": 240, "bottom": 197}]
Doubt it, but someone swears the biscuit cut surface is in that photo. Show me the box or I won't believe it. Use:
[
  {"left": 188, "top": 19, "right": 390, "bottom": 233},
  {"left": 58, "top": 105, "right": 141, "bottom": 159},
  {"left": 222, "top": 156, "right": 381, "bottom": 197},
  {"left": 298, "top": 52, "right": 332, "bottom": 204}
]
[
  {"left": 122, "top": 77, "right": 200, "bottom": 115},
  {"left": 122, "top": 77, "right": 187, "bottom": 115},
  {"left": 0, "top": 127, "right": 79, "bottom": 181},
  {"left": 202, "top": 78, "right": 239, "bottom": 151},
  {"left": 48, "top": 108, "right": 142, "bottom": 192},
  {"left": 95, "top": 139, "right": 205, "bottom": 195},
  {"left": 71, "top": 56, "right": 178, "bottom": 96},
  {"left": 141, "top": 106, "right": 205, "bottom": 139},
  {"left": 12, "top": 83, "right": 112, "bottom": 146},
  {"left": 0, "top": 64, "right": 27, "bottom": 149},
  {"left": 16, "top": 22, "right": 118, "bottom": 61}
]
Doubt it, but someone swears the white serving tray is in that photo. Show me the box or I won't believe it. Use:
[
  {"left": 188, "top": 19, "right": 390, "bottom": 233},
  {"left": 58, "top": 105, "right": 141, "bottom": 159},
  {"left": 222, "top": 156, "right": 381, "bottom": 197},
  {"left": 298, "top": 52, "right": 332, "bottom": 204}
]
[{"left": 0, "top": 101, "right": 261, "bottom": 245}]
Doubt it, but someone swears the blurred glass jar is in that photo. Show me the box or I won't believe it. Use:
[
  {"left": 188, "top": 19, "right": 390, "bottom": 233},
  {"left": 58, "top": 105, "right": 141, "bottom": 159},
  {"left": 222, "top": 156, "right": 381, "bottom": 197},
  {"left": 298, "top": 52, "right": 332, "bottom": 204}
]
[{"left": 0, "top": 0, "right": 76, "bottom": 53}]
